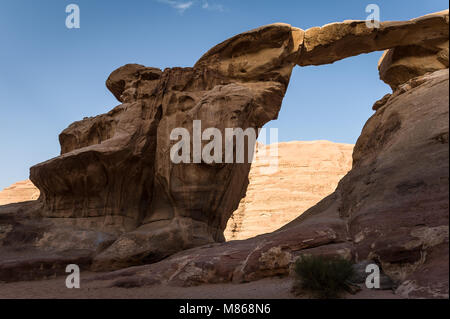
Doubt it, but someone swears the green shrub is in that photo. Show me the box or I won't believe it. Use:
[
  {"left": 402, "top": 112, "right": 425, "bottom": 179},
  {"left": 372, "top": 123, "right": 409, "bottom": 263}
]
[{"left": 293, "top": 255, "right": 355, "bottom": 299}]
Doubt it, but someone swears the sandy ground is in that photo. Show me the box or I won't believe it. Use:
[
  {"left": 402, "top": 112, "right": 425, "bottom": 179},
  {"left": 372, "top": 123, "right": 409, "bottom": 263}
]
[{"left": 0, "top": 272, "right": 401, "bottom": 299}]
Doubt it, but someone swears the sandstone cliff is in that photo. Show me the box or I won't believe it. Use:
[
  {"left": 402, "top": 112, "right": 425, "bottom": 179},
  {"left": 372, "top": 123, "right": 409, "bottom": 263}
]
[
  {"left": 0, "top": 180, "right": 39, "bottom": 206},
  {"left": 225, "top": 141, "right": 353, "bottom": 240}
]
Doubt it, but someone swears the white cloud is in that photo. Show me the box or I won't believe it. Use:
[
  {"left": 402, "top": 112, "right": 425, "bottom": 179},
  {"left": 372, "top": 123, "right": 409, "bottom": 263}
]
[
  {"left": 158, "top": 0, "right": 194, "bottom": 13},
  {"left": 201, "top": 1, "right": 224, "bottom": 12},
  {"left": 158, "top": 0, "right": 224, "bottom": 13}
]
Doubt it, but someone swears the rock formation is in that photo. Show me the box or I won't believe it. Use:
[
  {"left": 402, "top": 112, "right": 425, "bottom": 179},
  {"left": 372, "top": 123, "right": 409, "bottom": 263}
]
[
  {"left": 30, "top": 23, "right": 301, "bottom": 270},
  {"left": 0, "top": 10, "right": 448, "bottom": 298},
  {"left": 0, "top": 180, "right": 39, "bottom": 206},
  {"left": 297, "top": 10, "right": 448, "bottom": 66},
  {"left": 0, "top": 141, "right": 354, "bottom": 242},
  {"left": 225, "top": 141, "right": 353, "bottom": 240},
  {"left": 85, "top": 68, "right": 450, "bottom": 299}
]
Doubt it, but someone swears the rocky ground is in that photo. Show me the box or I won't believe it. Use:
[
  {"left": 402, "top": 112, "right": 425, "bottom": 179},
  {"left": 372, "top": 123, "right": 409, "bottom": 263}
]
[{"left": 0, "top": 272, "right": 400, "bottom": 299}]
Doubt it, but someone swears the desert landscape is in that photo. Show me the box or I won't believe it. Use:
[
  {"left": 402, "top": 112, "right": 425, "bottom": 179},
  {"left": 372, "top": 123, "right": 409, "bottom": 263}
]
[
  {"left": 0, "top": 4, "right": 448, "bottom": 301},
  {"left": 0, "top": 140, "right": 354, "bottom": 241}
]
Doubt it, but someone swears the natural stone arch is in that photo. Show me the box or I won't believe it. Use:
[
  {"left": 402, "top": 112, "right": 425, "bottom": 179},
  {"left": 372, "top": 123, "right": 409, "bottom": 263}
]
[{"left": 28, "top": 10, "right": 448, "bottom": 270}]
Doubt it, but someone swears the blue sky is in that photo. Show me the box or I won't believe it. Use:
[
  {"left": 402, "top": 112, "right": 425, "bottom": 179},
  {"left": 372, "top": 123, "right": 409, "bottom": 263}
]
[{"left": 0, "top": 0, "right": 448, "bottom": 189}]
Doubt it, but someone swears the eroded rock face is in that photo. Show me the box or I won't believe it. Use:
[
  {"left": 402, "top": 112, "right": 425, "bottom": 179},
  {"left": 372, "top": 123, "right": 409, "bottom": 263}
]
[
  {"left": 347, "top": 69, "right": 449, "bottom": 298},
  {"left": 378, "top": 38, "right": 449, "bottom": 89},
  {"left": 29, "top": 24, "right": 303, "bottom": 270},
  {"left": 0, "top": 10, "right": 448, "bottom": 286}
]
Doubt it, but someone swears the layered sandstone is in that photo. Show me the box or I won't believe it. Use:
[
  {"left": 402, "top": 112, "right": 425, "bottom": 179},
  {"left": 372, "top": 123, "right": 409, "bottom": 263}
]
[
  {"left": 0, "top": 180, "right": 39, "bottom": 206},
  {"left": 224, "top": 141, "right": 353, "bottom": 240}
]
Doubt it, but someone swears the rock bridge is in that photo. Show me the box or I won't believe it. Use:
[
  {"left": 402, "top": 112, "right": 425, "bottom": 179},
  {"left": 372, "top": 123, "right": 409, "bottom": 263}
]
[{"left": 8, "top": 10, "right": 449, "bottom": 273}]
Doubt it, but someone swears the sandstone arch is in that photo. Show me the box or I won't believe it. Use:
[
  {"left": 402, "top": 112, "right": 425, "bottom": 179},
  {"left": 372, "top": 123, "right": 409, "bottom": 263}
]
[{"left": 11, "top": 9, "right": 448, "bottom": 271}]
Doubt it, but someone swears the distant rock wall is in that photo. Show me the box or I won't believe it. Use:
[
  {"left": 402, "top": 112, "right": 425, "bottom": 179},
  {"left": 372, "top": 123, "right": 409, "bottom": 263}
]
[
  {"left": 0, "top": 180, "right": 39, "bottom": 206},
  {"left": 224, "top": 141, "right": 353, "bottom": 240}
]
